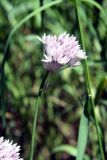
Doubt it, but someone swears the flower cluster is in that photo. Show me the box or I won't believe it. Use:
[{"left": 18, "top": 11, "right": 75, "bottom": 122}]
[
  {"left": 0, "top": 137, "right": 23, "bottom": 160},
  {"left": 42, "top": 32, "right": 87, "bottom": 72}
]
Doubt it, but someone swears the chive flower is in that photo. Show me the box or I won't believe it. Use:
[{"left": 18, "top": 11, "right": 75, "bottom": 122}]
[
  {"left": 42, "top": 32, "right": 87, "bottom": 71},
  {"left": 0, "top": 137, "right": 23, "bottom": 160}
]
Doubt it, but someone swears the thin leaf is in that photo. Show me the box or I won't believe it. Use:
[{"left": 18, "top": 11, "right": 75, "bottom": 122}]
[
  {"left": 81, "top": 0, "right": 106, "bottom": 26},
  {"left": 81, "top": 0, "right": 104, "bottom": 13},
  {"left": 52, "top": 145, "right": 77, "bottom": 157},
  {"left": 76, "top": 113, "right": 89, "bottom": 160},
  {"left": 76, "top": 97, "right": 90, "bottom": 160},
  {"left": 52, "top": 144, "right": 89, "bottom": 160}
]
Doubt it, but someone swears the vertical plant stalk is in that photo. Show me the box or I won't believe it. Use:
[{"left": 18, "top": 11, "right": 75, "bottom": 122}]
[
  {"left": 39, "top": 0, "right": 44, "bottom": 31},
  {"left": 0, "top": 66, "right": 6, "bottom": 128},
  {"left": 29, "top": 71, "right": 49, "bottom": 160},
  {"left": 75, "top": 0, "right": 105, "bottom": 159}
]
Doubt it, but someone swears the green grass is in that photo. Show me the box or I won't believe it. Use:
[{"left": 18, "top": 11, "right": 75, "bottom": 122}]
[{"left": 0, "top": 0, "right": 107, "bottom": 159}]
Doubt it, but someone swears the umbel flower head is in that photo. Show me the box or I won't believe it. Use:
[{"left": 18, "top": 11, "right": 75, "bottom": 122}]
[
  {"left": 42, "top": 32, "right": 87, "bottom": 72},
  {"left": 0, "top": 137, "right": 23, "bottom": 160}
]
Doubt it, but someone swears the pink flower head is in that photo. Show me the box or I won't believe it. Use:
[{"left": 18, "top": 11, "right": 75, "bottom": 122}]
[
  {"left": 42, "top": 32, "right": 87, "bottom": 72},
  {"left": 0, "top": 137, "right": 23, "bottom": 160}
]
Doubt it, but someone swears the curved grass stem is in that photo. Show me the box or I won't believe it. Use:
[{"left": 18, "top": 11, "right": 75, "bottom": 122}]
[{"left": 75, "top": 0, "right": 105, "bottom": 159}]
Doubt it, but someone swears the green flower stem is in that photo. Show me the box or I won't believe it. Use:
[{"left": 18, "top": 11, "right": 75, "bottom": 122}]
[
  {"left": 0, "top": 0, "right": 62, "bottom": 130},
  {"left": 29, "top": 71, "right": 49, "bottom": 160},
  {"left": 0, "top": 68, "right": 6, "bottom": 127},
  {"left": 75, "top": 0, "right": 105, "bottom": 159}
]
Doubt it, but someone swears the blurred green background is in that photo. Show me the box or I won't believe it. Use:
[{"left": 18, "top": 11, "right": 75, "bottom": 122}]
[{"left": 0, "top": 0, "right": 107, "bottom": 159}]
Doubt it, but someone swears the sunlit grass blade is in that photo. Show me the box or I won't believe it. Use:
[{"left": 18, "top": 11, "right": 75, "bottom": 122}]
[
  {"left": 52, "top": 144, "right": 89, "bottom": 160},
  {"left": 76, "top": 113, "right": 89, "bottom": 160},
  {"left": 52, "top": 145, "right": 77, "bottom": 157},
  {"left": 76, "top": 97, "right": 90, "bottom": 160}
]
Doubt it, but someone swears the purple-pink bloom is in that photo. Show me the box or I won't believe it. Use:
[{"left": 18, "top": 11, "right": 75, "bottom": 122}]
[
  {"left": 42, "top": 32, "right": 87, "bottom": 72},
  {"left": 0, "top": 137, "right": 23, "bottom": 160}
]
